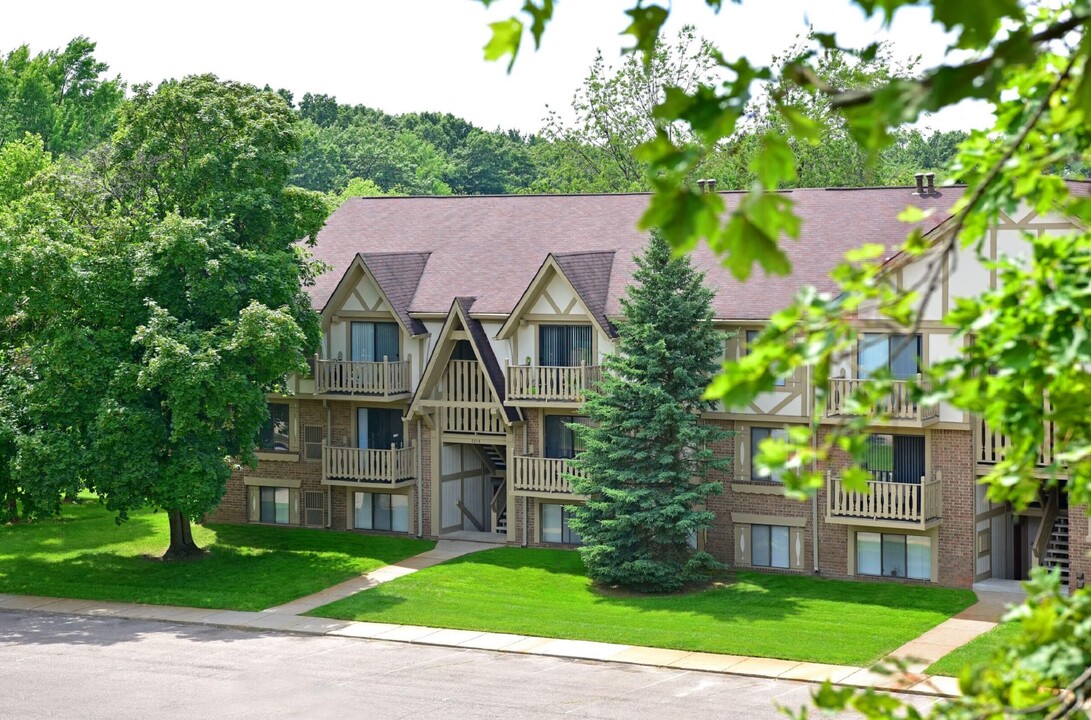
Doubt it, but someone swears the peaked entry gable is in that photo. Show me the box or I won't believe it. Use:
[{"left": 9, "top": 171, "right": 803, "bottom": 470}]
[{"left": 407, "top": 297, "right": 521, "bottom": 426}]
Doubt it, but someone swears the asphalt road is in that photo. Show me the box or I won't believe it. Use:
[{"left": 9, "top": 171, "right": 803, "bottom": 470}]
[{"left": 0, "top": 610, "right": 941, "bottom": 719}]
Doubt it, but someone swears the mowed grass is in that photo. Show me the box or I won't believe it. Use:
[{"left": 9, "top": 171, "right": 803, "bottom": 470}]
[
  {"left": 308, "top": 547, "right": 976, "bottom": 666},
  {"left": 926, "top": 621, "right": 1019, "bottom": 676},
  {"left": 0, "top": 499, "right": 434, "bottom": 611}
]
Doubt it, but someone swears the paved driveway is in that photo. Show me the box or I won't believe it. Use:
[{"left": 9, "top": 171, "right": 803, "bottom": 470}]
[{"left": 0, "top": 610, "right": 941, "bottom": 719}]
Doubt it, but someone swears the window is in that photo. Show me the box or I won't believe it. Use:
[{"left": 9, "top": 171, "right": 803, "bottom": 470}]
[
  {"left": 350, "top": 321, "right": 400, "bottom": 362},
  {"left": 746, "top": 330, "right": 785, "bottom": 386},
  {"left": 258, "top": 403, "right": 290, "bottom": 452},
  {"left": 539, "top": 325, "right": 593, "bottom": 367},
  {"left": 541, "top": 504, "right": 582, "bottom": 545},
  {"left": 544, "top": 415, "right": 589, "bottom": 459},
  {"left": 750, "top": 427, "right": 788, "bottom": 482},
  {"left": 303, "top": 425, "right": 323, "bottom": 461},
  {"left": 353, "top": 492, "right": 409, "bottom": 532},
  {"left": 862, "top": 434, "right": 925, "bottom": 483},
  {"left": 856, "top": 532, "right": 931, "bottom": 580},
  {"left": 259, "top": 487, "right": 290, "bottom": 524},
  {"left": 858, "top": 333, "right": 922, "bottom": 380},
  {"left": 751, "top": 524, "right": 790, "bottom": 568},
  {"left": 357, "top": 408, "right": 403, "bottom": 449}
]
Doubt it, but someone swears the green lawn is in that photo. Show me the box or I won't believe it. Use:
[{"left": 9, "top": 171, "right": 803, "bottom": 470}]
[
  {"left": 307, "top": 547, "right": 976, "bottom": 666},
  {"left": 926, "top": 621, "right": 1018, "bottom": 676},
  {"left": 0, "top": 499, "right": 434, "bottom": 611}
]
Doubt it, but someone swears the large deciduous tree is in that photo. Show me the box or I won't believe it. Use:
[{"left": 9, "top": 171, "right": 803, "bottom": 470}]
[
  {"left": 4, "top": 76, "right": 327, "bottom": 558},
  {"left": 567, "top": 232, "right": 729, "bottom": 592}
]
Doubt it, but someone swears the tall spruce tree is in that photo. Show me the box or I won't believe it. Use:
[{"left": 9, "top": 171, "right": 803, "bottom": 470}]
[{"left": 568, "top": 231, "right": 730, "bottom": 592}]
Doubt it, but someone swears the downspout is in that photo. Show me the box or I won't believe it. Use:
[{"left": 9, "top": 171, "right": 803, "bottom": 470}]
[
  {"left": 416, "top": 418, "right": 424, "bottom": 539},
  {"left": 811, "top": 367, "right": 820, "bottom": 573},
  {"left": 521, "top": 423, "right": 529, "bottom": 547},
  {"left": 325, "top": 400, "right": 333, "bottom": 529}
]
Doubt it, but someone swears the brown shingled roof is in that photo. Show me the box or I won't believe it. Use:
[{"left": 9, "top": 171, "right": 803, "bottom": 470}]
[
  {"left": 554, "top": 251, "right": 617, "bottom": 336},
  {"left": 356, "top": 252, "right": 430, "bottom": 335},
  {"left": 308, "top": 188, "right": 962, "bottom": 321}
]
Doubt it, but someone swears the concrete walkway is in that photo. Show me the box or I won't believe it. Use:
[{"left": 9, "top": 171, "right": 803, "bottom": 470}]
[
  {"left": 884, "top": 582, "right": 1024, "bottom": 676},
  {"left": 264, "top": 539, "right": 490, "bottom": 615}
]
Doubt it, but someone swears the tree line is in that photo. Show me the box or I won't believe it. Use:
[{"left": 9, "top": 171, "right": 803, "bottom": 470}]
[{"left": 0, "top": 33, "right": 973, "bottom": 206}]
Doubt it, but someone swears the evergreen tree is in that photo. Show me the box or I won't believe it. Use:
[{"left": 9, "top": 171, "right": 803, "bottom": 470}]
[{"left": 568, "top": 231, "right": 730, "bottom": 592}]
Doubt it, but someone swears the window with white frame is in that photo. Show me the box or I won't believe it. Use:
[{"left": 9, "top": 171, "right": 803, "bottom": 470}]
[
  {"left": 259, "top": 487, "right": 291, "bottom": 524},
  {"left": 750, "top": 426, "right": 788, "bottom": 483},
  {"left": 856, "top": 532, "right": 931, "bottom": 580},
  {"left": 353, "top": 492, "right": 409, "bottom": 533},
  {"left": 750, "top": 524, "right": 790, "bottom": 568},
  {"left": 303, "top": 425, "right": 323, "bottom": 461},
  {"left": 541, "top": 504, "right": 582, "bottom": 545}
]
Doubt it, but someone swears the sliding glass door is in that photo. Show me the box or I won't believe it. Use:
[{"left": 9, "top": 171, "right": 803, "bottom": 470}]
[{"left": 350, "top": 322, "right": 399, "bottom": 362}]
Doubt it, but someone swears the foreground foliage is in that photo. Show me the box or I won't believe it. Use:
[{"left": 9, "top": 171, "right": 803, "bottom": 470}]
[
  {"left": 0, "top": 500, "right": 433, "bottom": 611},
  {"left": 310, "top": 547, "right": 974, "bottom": 666},
  {"left": 477, "top": 0, "right": 1091, "bottom": 715}
]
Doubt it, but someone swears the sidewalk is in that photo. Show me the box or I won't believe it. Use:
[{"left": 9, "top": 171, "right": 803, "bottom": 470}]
[
  {"left": 0, "top": 589, "right": 961, "bottom": 698},
  {"left": 0, "top": 541, "right": 1026, "bottom": 700}
]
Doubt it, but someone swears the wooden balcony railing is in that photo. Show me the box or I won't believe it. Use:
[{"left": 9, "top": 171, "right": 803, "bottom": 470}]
[
  {"left": 506, "top": 362, "right": 601, "bottom": 403},
  {"left": 511, "top": 456, "right": 587, "bottom": 494},
  {"left": 322, "top": 444, "right": 416, "bottom": 484},
  {"left": 976, "top": 415, "right": 1058, "bottom": 468},
  {"left": 826, "top": 470, "right": 943, "bottom": 526},
  {"left": 315, "top": 356, "right": 412, "bottom": 395},
  {"left": 826, "top": 375, "right": 938, "bottom": 424}
]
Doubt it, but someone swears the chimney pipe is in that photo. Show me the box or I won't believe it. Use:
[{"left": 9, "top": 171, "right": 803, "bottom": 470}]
[
  {"left": 914, "top": 173, "right": 924, "bottom": 195},
  {"left": 696, "top": 179, "right": 707, "bottom": 193},
  {"left": 924, "top": 172, "right": 935, "bottom": 195},
  {"left": 707, "top": 179, "right": 717, "bottom": 192}
]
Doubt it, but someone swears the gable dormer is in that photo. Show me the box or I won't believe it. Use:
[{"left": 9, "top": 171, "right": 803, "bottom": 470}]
[{"left": 316, "top": 252, "right": 430, "bottom": 397}]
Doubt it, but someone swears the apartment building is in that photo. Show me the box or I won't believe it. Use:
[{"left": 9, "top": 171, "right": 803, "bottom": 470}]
[{"left": 207, "top": 184, "right": 1090, "bottom": 591}]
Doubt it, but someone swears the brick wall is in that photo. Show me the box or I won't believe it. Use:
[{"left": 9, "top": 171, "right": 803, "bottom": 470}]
[
  {"left": 933, "top": 429, "right": 975, "bottom": 587},
  {"left": 1069, "top": 504, "right": 1090, "bottom": 592}
]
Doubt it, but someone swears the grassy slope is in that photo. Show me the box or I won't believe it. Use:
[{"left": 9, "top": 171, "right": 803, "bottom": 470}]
[
  {"left": 0, "top": 500, "right": 434, "bottom": 611},
  {"left": 926, "top": 621, "right": 1018, "bottom": 676},
  {"left": 309, "top": 547, "right": 976, "bottom": 666}
]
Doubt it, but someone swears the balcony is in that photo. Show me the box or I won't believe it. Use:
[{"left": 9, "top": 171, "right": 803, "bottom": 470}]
[
  {"left": 322, "top": 445, "right": 416, "bottom": 486},
  {"left": 825, "top": 375, "right": 938, "bottom": 427},
  {"left": 826, "top": 470, "right": 943, "bottom": 529},
  {"left": 511, "top": 456, "right": 587, "bottom": 495},
  {"left": 506, "top": 363, "right": 601, "bottom": 405},
  {"left": 975, "top": 416, "right": 1060, "bottom": 476},
  {"left": 314, "top": 357, "right": 412, "bottom": 396}
]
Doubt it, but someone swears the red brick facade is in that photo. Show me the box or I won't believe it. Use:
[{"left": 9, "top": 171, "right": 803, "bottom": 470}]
[{"left": 210, "top": 400, "right": 1091, "bottom": 591}]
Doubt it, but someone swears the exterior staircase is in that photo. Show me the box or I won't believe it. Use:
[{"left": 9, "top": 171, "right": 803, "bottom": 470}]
[
  {"left": 1043, "top": 513, "right": 1070, "bottom": 585},
  {"left": 480, "top": 445, "right": 507, "bottom": 475}
]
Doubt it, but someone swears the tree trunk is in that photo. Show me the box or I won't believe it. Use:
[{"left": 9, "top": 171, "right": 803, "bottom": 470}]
[
  {"left": 163, "top": 509, "right": 204, "bottom": 561},
  {"left": 4, "top": 496, "right": 17, "bottom": 524}
]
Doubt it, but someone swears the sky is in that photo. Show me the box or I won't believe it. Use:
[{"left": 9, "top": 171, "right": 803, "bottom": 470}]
[{"left": 0, "top": 0, "right": 992, "bottom": 134}]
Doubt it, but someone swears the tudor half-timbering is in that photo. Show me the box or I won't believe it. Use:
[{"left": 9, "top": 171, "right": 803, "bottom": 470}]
[{"left": 208, "top": 186, "right": 1091, "bottom": 591}]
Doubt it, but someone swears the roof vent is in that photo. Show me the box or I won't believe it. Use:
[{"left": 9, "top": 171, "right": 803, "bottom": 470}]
[
  {"left": 707, "top": 178, "right": 717, "bottom": 192},
  {"left": 696, "top": 179, "right": 707, "bottom": 193},
  {"left": 914, "top": 173, "right": 925, "bottom": 195},
  {"left": 924, "top": 172, "right": 935, "bottom": 195},
  {"left": 696, "top": 178, "right": 718, "bottom": 194}
]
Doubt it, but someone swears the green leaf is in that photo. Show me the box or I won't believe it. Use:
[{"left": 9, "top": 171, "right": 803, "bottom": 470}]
[
  {"left": 621, "top": 4, "right": 669, "bottom": 55},
  {"left": 484, "top": 18, "right": 524, "bottom": 72}
]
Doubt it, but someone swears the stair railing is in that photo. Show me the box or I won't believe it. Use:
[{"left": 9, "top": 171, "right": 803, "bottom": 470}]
[
  {"left": 1031, "top": 486, "right": 1059, "bottom": 570},
  {"left": 490, "top": 480, "right": 507, "bottom": 534}
]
